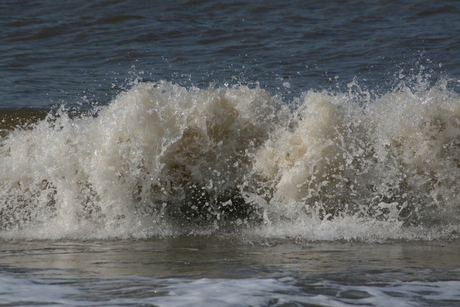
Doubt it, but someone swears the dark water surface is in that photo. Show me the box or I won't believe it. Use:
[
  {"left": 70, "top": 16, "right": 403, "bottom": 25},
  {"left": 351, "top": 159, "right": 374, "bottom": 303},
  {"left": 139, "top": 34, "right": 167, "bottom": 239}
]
[
  {"left": 1, "top": 0, "right": 460, "bottom": 306},
  {"left": 2, "top": 0, "right": 460, "bottom": 108}
]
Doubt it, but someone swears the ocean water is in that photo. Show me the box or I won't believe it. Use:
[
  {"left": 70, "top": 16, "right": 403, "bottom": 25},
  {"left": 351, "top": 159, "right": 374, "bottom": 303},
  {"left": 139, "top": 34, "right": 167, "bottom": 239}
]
[{"left": 1, "top": 0, "right": 460, "bottom": 306}]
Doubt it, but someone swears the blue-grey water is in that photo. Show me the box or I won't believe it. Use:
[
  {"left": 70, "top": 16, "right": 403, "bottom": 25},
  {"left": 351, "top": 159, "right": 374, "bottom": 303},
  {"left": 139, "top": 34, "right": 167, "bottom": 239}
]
[{"left": 1, "top": 0, "right": 460, "bottom": 306}]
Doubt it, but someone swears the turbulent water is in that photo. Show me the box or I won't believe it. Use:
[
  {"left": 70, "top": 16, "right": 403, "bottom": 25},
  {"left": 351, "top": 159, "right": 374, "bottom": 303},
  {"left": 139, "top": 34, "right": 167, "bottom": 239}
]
[
  {"left": 1, "top": 0, "right": 460, "bottom": 306},
  {"left": 1, "top": 79, "right": 460, "bottom": 241}
]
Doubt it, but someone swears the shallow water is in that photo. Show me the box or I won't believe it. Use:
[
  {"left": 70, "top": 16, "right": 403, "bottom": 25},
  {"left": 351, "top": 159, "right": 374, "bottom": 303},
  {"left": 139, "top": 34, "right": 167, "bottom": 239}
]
[
  {"left": 1, "top": 238, "right": 459, "bottom": 306},
  {"left": 2, "top": 0, "right": 460, "bottom": 305}
]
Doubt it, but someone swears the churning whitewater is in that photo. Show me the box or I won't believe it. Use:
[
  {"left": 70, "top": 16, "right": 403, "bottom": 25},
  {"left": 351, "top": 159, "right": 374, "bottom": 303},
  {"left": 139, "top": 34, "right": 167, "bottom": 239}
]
[{"left": 1, "top": 80, "right": 460, "bottom": 240}]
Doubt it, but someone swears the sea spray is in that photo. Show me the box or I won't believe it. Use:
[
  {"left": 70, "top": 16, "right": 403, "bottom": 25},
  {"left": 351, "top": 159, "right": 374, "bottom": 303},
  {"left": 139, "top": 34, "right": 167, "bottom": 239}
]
[
  {"left": 1, "top": 80, "right": 460, "bottom": 240},
  {"left": 253, "top": 83, "right": 460, "bottom": 227},
  {"left": 0, "top": 82, "right": 285, "bottom": 238}
]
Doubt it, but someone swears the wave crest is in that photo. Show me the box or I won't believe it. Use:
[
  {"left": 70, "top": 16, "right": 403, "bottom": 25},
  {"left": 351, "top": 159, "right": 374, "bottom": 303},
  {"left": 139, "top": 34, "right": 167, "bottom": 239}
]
[{"left": 1, "top": 80, "right": 460, "bottom": 240}]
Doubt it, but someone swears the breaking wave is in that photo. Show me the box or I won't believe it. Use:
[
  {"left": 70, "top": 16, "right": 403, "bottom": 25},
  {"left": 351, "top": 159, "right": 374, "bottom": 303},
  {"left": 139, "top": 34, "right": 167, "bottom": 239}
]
[{"left": 1, "top": 78, "right": 460, "bottom": 240}]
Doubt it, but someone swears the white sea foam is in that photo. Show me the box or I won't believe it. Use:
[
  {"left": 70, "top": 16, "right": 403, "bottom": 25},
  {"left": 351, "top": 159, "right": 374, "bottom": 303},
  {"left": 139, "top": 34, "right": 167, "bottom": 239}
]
[
  {"left": 1, "top": 275, "right": 458, "bottom": 306},
  {"left": 149, "top": 278, "right": 460, "bottom": 307},
  {"left": 0, "top": 276, "right": 80, "bottom": 306},
  {"left": 1, "top": 80, "right": 460, "bottom": 240}
]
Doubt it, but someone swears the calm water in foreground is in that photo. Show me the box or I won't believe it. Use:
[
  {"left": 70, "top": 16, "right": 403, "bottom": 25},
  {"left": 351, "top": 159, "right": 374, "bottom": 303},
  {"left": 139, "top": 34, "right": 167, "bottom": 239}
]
[{"left": 1, "top": 238, "right": 459, "bottom": 306}]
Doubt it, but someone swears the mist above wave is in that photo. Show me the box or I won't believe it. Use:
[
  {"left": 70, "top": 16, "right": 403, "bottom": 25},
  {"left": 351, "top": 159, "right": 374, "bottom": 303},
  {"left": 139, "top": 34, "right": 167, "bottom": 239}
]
[{"left": 1, "top": 79, "right": 459, "bottom": 240}]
